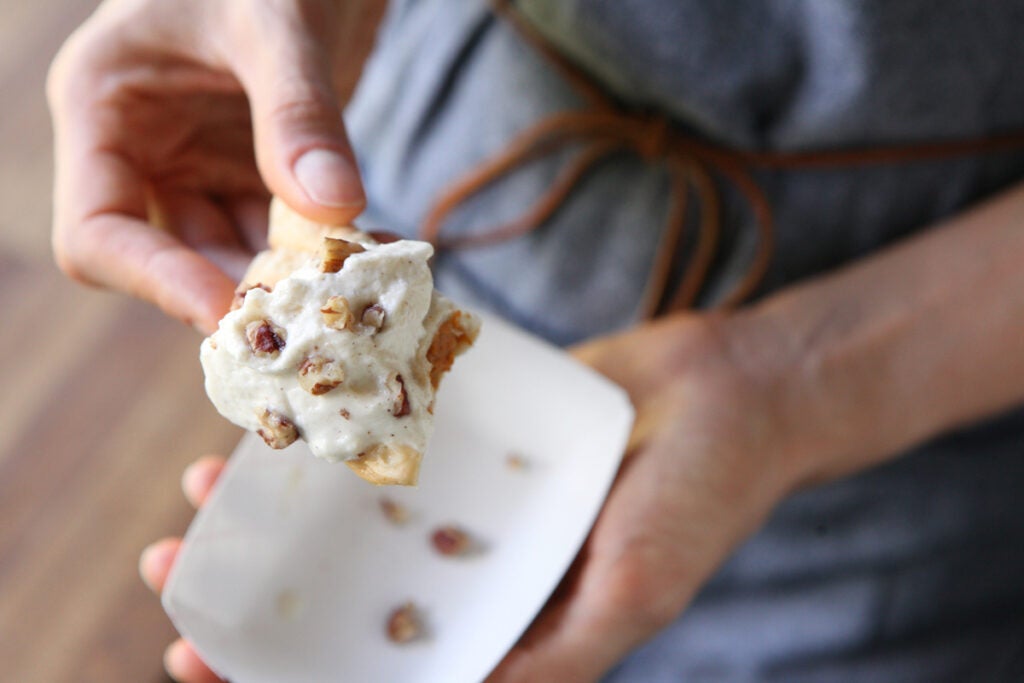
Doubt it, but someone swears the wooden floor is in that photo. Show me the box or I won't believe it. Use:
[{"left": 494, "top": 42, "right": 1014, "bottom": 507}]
[{"left": 0, "top": 2, "right": 243, "bottom": 681}]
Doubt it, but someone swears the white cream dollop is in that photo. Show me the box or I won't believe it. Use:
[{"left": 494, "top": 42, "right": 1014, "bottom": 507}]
[{"left": 200, "top": 239, "right": 466, "bottom": 465}]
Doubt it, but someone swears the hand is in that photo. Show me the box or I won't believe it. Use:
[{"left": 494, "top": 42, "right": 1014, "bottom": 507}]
[
  {"left": 486, "top": 313, "right": 799, "bottom": 681},
  {"left": 488, "top": 185, "right": 1024, "bottom": 683},
  {"left": 48, "top": 0, "right": 385, "bottom": 332}
]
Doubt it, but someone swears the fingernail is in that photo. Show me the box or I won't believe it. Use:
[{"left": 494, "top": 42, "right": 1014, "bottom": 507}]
[
  {"left": 163, "top": 639, "right": 191, "bottom": 682},
  {"left": 293, "top": 148, "right": 365, "bottom": 208},
  {"left": 138, "top": 547, "right": 154, "bottom": 591},
  {"left": 181, "top": 458, "right": 220, "bottom": 508},
  {"left": 139, "top": 541, "right": 174, "bottom": 592},
  {"left": 181, "top": 460, "right": 205, "bottom": 505},
  {"left": 163, "top": 642, "right": 182, "bottom": 681}
]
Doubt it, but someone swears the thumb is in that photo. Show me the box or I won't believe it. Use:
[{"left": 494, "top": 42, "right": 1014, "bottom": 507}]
[{"left": 228, "top": 11, "right": 366, "bottom": 224}]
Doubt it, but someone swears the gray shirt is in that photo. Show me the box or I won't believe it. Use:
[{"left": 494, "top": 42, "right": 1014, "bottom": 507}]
[{"left": 346, "top": 1, "right": 1024, "bottom": 679}]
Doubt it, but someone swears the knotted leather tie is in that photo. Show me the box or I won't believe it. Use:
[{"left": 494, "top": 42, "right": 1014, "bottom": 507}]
[{"left": 420, "top": 0, "right": 1024, "bottom": 317}]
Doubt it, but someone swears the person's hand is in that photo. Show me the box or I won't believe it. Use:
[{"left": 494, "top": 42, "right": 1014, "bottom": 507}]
[
  {"left": 48, "top": 0, "right": 385, "bottom": 332},
  {"left": 488, "top": 184, "right": 1024, "bottom": 681},
  {"left": 486, "top": 312, "right": 803, "bottom": 681}
]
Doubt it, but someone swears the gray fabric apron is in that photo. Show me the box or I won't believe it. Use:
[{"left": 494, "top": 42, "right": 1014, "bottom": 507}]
[{"left": 345, "top": 1, "right": 1024, "bottom": 679}]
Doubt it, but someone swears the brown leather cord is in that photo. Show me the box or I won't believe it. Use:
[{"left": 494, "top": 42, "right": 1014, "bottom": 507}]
[{"left": 419, "top": 0, "right": 1024, "bottom": 316}]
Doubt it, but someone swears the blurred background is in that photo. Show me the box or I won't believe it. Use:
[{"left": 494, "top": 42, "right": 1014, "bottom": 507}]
[{"left": 0, "top": 2, "right": 241, "bottom": 680}]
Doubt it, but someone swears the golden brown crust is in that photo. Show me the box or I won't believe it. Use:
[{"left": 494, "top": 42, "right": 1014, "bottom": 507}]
[
  {"left": 268, "top": 197, "right": 367, "bottom": 252},
  {"left": 242, "top": 248, "right": 312, "bottom": 290},
  {"left": 345, "top": 444, "right": 423, "bottom": 486},
  {"left": 426, "top": 311, "right": 479, "bottom": 389}
]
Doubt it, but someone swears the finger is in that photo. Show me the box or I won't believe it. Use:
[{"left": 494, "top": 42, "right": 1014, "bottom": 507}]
[
  {"left": 165, "top": 638, "right": 224, "bottom": 683},
  {"left": 487, "top": 564, "right": 645, "bottom": 682},
  {"left": 488, "top": 539, "right": 640, "bottom": 680},
  {"left": 153, "top": 190, "right": 257, "bottom": 282},
  {"left": 53, "top": 144, "right": 236, "bottom": 333},
  {"left": 486, "top": 599, "right": 620, "bottom": 683},
  {"left": 139, "top": 537, "right": 181, "bottom": 594},
  {"left": 139, "top": 457, "right": 226, "bottom": 598},
  {"left": 181, "top": 455, "right": 228, "bottom": 509},
  {"left": 488, "top": 446, "right": 680, "bottom": 682},
  {"left": 225, "top": 4, "right": 365, "bottom": 224},
  {"left": 70, "top": 211, "right": 236, "bottom": 334},
  {"left": 222, "top": 193, "right": 272, "bottom": 253}
]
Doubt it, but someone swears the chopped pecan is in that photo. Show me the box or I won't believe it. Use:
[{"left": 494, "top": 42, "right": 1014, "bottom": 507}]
[
  {"left": 246, "top": 319, "right": 286, "bottom": 356},
  {"left": 386, "top": 603, "right": 421, "bottom": 643},
  {"left": 319, "top": 237, "right": 365, "bottom": 273},
  {"left": 297, "top": 354, "right": 345, "bottom": 395},
  {"left": 360, "top": 303, "right": 386, "bottom": 333},
  {"left": 430, "top": 525, "right": 471, "bottom": 556},
  {"left": 379, "top": 497, "right": 409, "bottom": 524},
  {"left": 230, "top": 282, "right": 271, "bottom": 311},
  {"left": 339, "top": 408, "right": 351, "bottom": 420},
  {"left": 257, "top": 409, "right": 298, "bottom": 449},
  {"left": 321, "top": 295, "right": 355, "bottom": 331},
  {"left": 275, "top": 590, "right": 302, "bottom": 621},
  {"left": 506, "top": 452, "right": 528, "bottom": 471},
  {"left": 390, "top": 374, "right": 411, "bottom": 417}
]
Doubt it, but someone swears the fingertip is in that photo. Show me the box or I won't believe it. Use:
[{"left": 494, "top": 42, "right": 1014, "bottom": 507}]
[
  {"left": 165, "top": 639, "right": 223, "bottom": 683},
  {"left": 244, "top": 76, "right": 366, "bottom": 225},
  {"left": 182, "top": 455, "right": 228, "bottom": 509},
  {"left": 254, "top": 82, "right": 365, "bottom": 224},
  {"left": 293, "top": 147, "right": 365, "bottom": 211},
  {"left": 139, "top": 537, "right": 181, "bottom": 594}
]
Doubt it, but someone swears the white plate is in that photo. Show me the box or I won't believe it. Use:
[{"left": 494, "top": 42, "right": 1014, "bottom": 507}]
[{"left": 163, "top": 313, "right": 634, "bottom": 683}]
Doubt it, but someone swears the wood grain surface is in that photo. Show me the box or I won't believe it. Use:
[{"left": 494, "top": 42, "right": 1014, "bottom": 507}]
[{"left": 0, "top": 2, "right": 243, "bottom": 681}]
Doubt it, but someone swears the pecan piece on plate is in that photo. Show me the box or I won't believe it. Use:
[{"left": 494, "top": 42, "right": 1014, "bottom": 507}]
[
  {"left": 386, "top": 603, "right": 421, "bottom": 643},
  {"left": 505, "top": 452, "right": 529, "bottom": 471},
  {"left": 379, "top": 497, "right": 409, "bottom": 524},
  {"left": 430, "top": 525, "right": 471, "bottom": 556}
]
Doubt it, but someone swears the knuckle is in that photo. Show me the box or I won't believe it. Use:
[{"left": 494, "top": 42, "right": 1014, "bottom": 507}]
[
  {"left": 266, "top": 84, "right": 338, "bottom": 128},
  {"left": 46, "top": 33, "right": 86, "bottom": 108},
  {"left": 46, "top": 21, "right": 111, "bottom": 110}
]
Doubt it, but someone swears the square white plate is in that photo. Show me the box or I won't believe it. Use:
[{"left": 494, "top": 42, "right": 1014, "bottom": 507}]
[{"left": 163, "top": 313, "right": 634, "bottom": 683}]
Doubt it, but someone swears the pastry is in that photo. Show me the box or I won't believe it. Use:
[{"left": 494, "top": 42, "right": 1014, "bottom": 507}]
[{"left": 200, "top": 198, "right": 479, "bottom": 485}]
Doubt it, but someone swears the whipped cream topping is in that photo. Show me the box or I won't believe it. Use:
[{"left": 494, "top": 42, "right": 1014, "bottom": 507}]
[{"left": 200, "top": 238, "right": 470, "bottom": 465}]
